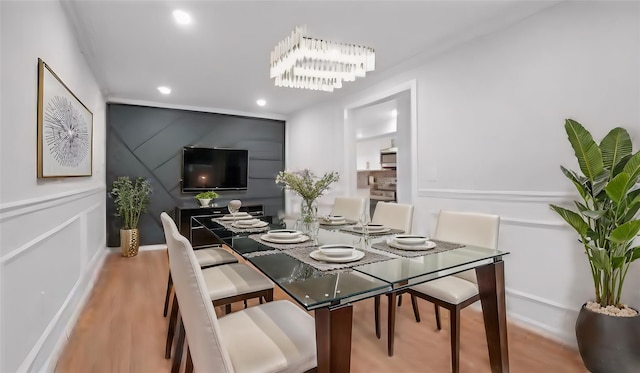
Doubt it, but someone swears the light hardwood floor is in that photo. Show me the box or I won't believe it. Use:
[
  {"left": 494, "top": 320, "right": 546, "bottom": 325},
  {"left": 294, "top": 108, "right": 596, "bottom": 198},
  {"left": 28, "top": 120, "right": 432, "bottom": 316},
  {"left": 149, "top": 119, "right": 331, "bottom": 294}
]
[{"left": 56, "top": 250, "right": 586, "bottom": 372}]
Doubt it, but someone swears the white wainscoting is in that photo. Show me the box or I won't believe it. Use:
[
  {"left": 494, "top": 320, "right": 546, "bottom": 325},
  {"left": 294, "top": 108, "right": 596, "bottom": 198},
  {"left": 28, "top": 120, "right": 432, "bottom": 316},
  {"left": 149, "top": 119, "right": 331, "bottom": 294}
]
[
  {"left": 414, "top": 188, "right": 591, "bottom": 348},
  {"left": 0, "top": 187, "right": 106, "bottom": 373}
]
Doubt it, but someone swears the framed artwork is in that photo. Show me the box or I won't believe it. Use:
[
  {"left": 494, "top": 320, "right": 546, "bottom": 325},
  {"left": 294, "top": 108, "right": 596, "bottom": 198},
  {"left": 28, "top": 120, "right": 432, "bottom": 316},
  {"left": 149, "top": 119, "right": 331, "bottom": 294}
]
[{"left": 37, "top": 58, "right": 93, "bottom": 178}]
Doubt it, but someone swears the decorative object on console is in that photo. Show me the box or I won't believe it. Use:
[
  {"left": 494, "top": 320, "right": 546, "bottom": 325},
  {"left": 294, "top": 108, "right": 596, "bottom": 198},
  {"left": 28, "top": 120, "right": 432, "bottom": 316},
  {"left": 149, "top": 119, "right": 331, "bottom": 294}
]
[
  {"left": 195, "top": 191, "right": 219, "bottom": 207},
  {"left": 275, "top": 169, "right": 339, "bottom": 242},
  {"left": 270, "top": 26, "right": 375, "bottom": 92},
  {"left": 37, "top": 58, "right": 93, "bottom": 178},
  {"left": 110, "top": 176, "right": 152, "bottom": 257},
  {"left": 227, "top": 199, "right": 242, "bottom": 215},
  {"left": 550, "top": 119, "right": 640, "bottom": 372}
]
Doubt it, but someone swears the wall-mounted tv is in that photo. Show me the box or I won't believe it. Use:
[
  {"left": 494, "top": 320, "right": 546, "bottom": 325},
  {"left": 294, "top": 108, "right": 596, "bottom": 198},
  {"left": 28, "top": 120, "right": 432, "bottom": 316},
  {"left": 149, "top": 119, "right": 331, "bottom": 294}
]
[{"left": 182, "top": 147, "right": 249, "bottom": 192}]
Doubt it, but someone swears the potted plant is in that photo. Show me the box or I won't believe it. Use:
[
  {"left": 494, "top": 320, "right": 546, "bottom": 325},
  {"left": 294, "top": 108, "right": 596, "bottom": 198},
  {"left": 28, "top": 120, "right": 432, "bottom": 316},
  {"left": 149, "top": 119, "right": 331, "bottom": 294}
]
[
  {"left": 110, "top": 176, "right": 152, "bottom": 257},
  {"left": 276, "top": 169, "right": 339, "bottom": 239},
  {"left": 550, "top": 119, "right": 640, "bottom": 372},
  {"left": 195, "top": 191, "right": 219, "bottom": 207}
]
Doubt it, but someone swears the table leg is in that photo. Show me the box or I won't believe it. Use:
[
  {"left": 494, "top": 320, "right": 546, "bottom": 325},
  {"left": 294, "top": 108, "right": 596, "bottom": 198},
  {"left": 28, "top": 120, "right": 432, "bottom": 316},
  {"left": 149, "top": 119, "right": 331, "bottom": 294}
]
[
  {"left": 387, "top": 292, "right": 397, "bottom": 356},
  {"left": 476, "top": 260, "right": 509, "bottom": 373},
  {"left": 315, "top": 304, "right": 353, "bottom": 373}
]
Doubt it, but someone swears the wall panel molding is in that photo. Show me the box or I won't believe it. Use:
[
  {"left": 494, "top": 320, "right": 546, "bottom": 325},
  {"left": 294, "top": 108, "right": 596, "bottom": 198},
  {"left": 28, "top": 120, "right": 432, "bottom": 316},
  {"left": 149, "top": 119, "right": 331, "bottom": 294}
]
[
  {"left": 425, "top": 210, "right": 569, "bottom": 229},
  {"left": 506, "top": 287, "right": 574, "bottom": 312},
  {"left": 0, "top": 202, "right": 103, "bottom": 264},
  {"left": 0, "top": 186, "right": 104, "bottom": 221},
  {"left": 22, "top": 246, "right": 108, "bottom": 373},
  {"left": 418, "top": 188, "right": 575, "bottom": 203}
]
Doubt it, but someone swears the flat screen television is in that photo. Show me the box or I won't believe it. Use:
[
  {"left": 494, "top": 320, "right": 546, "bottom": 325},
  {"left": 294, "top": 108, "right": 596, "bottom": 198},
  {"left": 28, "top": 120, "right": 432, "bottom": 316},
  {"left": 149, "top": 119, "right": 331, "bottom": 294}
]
[{"left": 182, "top": 147, "right": 248, "bottom": 192}]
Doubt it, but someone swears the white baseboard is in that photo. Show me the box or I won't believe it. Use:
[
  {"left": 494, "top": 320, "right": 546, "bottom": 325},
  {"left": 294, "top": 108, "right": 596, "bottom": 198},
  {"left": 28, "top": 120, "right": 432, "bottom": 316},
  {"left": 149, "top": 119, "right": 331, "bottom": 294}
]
[{"left": 38, "top": 246, "right": 108, "bottom": 373}]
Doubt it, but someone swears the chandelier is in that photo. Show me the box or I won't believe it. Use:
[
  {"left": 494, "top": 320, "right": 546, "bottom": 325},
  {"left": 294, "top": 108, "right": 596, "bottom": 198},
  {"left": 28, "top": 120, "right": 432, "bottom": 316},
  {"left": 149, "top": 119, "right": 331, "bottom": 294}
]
[{"left": 270, "top": 26, "right": 375, "bottom": 92}]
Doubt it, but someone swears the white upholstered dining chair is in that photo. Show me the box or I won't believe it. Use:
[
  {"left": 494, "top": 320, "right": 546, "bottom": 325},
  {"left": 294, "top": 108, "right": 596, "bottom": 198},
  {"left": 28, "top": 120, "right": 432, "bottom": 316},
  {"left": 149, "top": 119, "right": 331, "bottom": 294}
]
[
  {"left": 371, "top": 201, "right": 414, "bottom": 233},
  {"left": 163, "top": 212, "right": 317, "bottom": 373},
  {"left": 160, "top": 213, "right": 275, "bottom": 363},
  {"left": 330, "top": 197, "right": 366, "bottom": 221},
  {"left": 392, "top": 210, "right": 500, "bottom": 373},
  {"left": 163, "top": 245, "right": 238, "bottom": 317}
]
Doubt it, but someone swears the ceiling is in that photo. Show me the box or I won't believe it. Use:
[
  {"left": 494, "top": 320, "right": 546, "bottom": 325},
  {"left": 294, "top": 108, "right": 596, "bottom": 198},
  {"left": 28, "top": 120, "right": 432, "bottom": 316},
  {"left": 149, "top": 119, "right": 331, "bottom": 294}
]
[{"left": 63, "top": 0, "right": 559, "bottom": 118}]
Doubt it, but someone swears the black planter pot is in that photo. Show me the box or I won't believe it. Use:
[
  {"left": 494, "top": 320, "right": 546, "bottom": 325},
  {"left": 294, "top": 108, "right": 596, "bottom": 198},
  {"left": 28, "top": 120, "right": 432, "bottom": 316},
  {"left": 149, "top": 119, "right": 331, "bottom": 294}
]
[{"left": 575, "top": 303, "right": 640, "bottom": 373}]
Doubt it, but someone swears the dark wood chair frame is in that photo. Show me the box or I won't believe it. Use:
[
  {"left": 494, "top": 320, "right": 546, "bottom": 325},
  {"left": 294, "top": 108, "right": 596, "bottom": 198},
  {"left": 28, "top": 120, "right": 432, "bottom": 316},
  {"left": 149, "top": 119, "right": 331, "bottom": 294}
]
[{"left": 374, "top": 264, "right": 502, "bottom": 373}]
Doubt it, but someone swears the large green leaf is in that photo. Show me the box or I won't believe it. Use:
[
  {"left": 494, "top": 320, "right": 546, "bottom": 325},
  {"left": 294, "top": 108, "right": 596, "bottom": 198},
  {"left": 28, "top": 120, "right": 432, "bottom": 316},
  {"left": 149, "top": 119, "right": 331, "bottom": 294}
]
[
  {"left": 600, "top": 127, "right": 632, "bottom": 173},
  {"left": 608, "top": 220, "right": 640, "bottom": 243},
  {"left": 561, "top": 166, "right": 588, "bottom": 199},
  {"left": 550, "top": 205, "right": 589, "bottom": 236},
  {"left": 592, "top": 170, "right": 610, "bottom": 197},
  {"left": 613, "top": 154, "right": 632, "bottom": 176},
  {"left": 626, "top": 246, "right": 640, "bottom": 262},
  {"left": 625, "top": 190, "right": 640, "bottom": 221},
  {"left": 582, "top": 210, "right": 607, "bottom": 220},
  {"left": 590, "top": 248, "right": 611, "bottom": 271},
  {"left": 622, "top": 151, "right": 640, "bottom": 184},
  {"left": 605, "top": 172, "right": 631, "bottom": 205},
  {"left": 565, "top": 119, "right": 604, "bottom": 182},
  {"left": 611, "top": 256, "right": 626, "bottom": 269}
]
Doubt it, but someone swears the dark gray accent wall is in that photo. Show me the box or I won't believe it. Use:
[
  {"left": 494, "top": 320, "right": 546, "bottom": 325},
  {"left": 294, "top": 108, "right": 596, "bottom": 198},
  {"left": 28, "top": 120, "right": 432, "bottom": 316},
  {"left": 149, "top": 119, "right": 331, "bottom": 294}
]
[{"left": 106, "top": 103, "right": 285, "bottom": 246}]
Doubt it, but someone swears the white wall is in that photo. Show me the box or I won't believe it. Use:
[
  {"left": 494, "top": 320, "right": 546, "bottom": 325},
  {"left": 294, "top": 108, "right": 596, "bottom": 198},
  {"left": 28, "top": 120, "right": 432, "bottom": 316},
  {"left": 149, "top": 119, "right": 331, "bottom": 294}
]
[
  {"left": 0, "top": 1, "right": 107, "bottom": 372},
  {"left": 286, "top": 1, "right": 640, "bottom": 347}
]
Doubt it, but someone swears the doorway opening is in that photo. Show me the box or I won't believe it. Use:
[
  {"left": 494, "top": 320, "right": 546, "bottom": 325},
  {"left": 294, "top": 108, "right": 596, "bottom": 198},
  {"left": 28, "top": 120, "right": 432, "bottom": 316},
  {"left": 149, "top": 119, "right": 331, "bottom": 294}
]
[{"left": 343, "top": 80, "right": 417, "bottom": 218}]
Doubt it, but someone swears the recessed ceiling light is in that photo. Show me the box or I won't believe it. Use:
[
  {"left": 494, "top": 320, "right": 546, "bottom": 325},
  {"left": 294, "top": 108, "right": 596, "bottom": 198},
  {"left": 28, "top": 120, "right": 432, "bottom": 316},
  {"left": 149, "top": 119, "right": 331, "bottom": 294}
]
[
  {"left": 172, "top": 10, "right": 192, "bottom": 25},
  {"left": 256, "top": 99, "right": 266, "bottom": 107},
  {"left": 157, "top": 86, "right": 171, "bottom": 94}
]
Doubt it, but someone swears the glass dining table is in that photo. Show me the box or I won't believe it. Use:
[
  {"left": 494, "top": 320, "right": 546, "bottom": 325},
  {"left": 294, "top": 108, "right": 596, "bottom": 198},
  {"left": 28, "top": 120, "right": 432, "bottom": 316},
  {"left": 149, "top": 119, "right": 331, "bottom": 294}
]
[{"left": 193, "top": 216, "right": 510, "bottom": 373}]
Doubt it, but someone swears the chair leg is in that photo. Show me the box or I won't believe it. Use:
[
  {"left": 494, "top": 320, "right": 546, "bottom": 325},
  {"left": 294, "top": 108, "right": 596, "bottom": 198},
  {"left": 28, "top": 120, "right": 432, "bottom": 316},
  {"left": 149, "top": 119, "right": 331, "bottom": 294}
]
[
  {"left": 374, "top": 295, "right": 381, "bottom": 339},
  {"left": 450, "top": 307, "right": 461, "bottom": 373},
  {"left": 434, "top": 304, "right": 442, "bottom": 330},
  {"left": 264, "top": 289, "right": 274, "bottom": 302},
  {"left": 410, "top": 294, "right": 421, "bottom": 322},
  {"left": 165, "top": 296, "right": 179, "bottom": 359},
  {"left": 163, "top": 273, "right": 173, "bottom": 317},
  {"left": 172, "top": 318, "right": 186, "bottom": 373},
  {"left": 397, "top": 294, "right": 403, "bottom": 307},
  {"left": 224, "top": 304, "right": 232, "bottom": 314},
  {"left": 185, "top": 345, "right": 194, "bottom": 373},
  {"left": 387, "top": 292, "right": 397, "bottom": 357}
]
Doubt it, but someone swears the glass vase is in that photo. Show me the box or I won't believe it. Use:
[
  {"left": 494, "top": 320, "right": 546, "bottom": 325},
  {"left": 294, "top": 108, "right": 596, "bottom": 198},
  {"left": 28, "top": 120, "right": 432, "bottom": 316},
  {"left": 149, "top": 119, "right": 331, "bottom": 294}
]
[{"left": 297, "top": 199, "right": 319, "bottom": 244}]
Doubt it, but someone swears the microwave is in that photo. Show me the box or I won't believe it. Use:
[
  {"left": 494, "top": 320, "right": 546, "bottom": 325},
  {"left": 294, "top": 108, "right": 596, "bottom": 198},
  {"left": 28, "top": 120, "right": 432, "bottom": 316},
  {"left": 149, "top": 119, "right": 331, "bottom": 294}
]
[{"left": 380, "top": 151, "right": 397, "bottom": 169}]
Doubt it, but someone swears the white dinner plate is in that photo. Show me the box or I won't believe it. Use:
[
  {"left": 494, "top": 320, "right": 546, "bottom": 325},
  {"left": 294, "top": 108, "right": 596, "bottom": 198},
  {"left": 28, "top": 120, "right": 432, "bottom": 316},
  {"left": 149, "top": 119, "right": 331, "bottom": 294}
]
[
  {"left": 260, "top": 234, "right": 310, "bottom": 244},
  {"left": 219, "top": 213, "right": 253, "bottom": 221},
  {"left": 231, "top": 221, "right": 268, "bottom": 229},
  {"left": 320, "top": 219, "right": 348, "bottom": 225},
  {"left": 352, "top": 225, "right": 391, "bottom": 233},
  {"left": 387, "top": 238, "right": 436, "bottom": 251},
  {"left": 310, "top": 249, "right": 365, "bottom": 263},
  {"left": 394, "top": 235, "right": 429, "bottom": 245},
  {"left": 235, "top": 218, "right": 260, "bottom": 226},
  {"left": 266, "top": 229, "right": 302, "bottom": 239},
  {"left": 325, "top": 215, "right": 346, "bottom": 221},
  {"left": 318, "top": 244, "right": 356, "bottom": 257}
]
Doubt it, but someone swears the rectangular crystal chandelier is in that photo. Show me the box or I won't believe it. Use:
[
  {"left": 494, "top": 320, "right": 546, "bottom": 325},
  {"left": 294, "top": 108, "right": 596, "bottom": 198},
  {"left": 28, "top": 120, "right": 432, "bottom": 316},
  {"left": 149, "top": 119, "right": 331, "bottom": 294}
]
[{"left": 270, "top": 26, "right": 375, "bottom": 92}]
